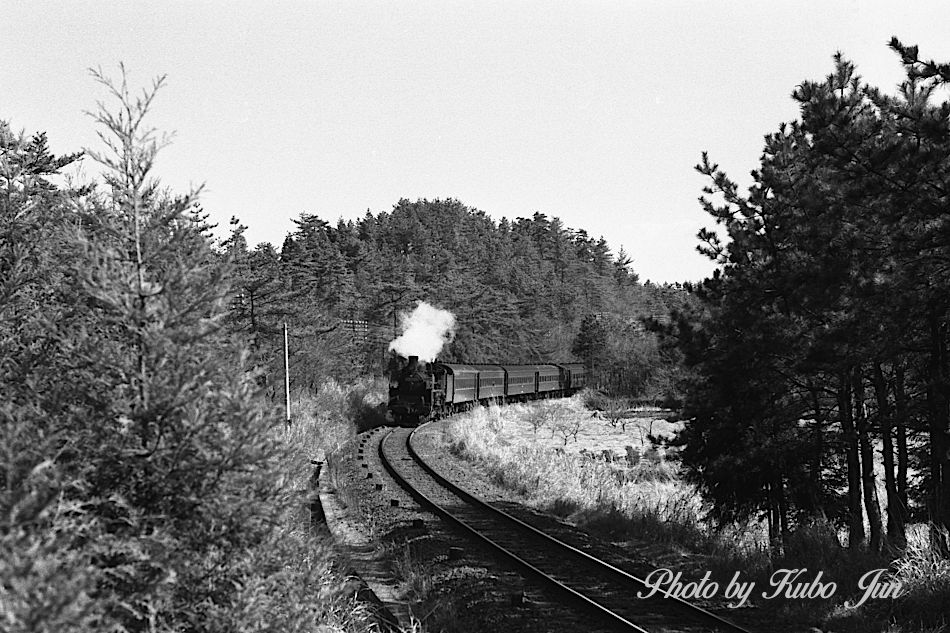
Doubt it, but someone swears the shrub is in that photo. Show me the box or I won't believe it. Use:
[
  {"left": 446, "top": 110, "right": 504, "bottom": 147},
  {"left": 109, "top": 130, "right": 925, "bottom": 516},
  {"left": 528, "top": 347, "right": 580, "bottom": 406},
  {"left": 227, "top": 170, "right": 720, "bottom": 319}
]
[
  {"left": 550, "top": 407, "right": 582, "bottom": 445},
  {"left": 524, "top": 403, "right": 552, "bottom": 434}
]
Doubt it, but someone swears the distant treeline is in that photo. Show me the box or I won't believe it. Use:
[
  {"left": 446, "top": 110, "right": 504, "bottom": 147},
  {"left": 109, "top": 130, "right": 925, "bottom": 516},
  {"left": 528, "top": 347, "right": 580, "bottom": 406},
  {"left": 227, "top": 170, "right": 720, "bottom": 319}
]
[
  {"left": 666, "top": 40, "right": 950, "bottom": 552},
  {"left": 226, "top": 198, "right": 693, "bottom": 400}
]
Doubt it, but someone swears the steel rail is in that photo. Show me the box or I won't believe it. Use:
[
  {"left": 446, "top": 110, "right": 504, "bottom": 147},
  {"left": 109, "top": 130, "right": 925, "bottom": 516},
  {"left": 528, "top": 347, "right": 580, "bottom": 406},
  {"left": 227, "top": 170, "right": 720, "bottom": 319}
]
[
  {"left": 381, "top": 422, "right": 756, "bottom": 633},
  {"left": 379, "top": 427, "right": 651, "bottom": 633},
  {"left": 405, "top": 423, "right": 753, "bottom": 633}
]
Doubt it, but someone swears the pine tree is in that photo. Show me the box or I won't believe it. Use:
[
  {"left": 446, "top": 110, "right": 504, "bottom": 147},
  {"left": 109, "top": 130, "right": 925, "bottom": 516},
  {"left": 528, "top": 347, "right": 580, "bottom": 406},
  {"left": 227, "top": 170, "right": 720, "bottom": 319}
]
[
  {"left": 672, "top": 46, "right": 950, "bottom": 553},
  {"left": 69, "top": 66, "right": 286, "bottom": 630},
  {"left": 0, "top": 121, "right": 100, "bottom": 632}
]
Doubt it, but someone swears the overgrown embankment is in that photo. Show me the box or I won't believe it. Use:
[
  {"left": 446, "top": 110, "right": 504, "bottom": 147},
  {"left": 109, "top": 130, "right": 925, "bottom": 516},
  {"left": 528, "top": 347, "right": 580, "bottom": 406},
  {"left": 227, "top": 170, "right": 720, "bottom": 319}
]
[
  {"left": 448, "top": 399, "right": 711, "bottom": 548},
  {"left": 440, "top": 397, "right": 950, "bottom": 632}
]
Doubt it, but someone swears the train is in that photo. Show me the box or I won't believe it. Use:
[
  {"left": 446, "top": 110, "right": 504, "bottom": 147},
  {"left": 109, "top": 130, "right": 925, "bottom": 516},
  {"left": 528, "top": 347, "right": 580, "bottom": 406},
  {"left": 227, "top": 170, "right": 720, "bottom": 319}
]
[{"left": 387, "top": 355, "right": 589, "bottom": 425}]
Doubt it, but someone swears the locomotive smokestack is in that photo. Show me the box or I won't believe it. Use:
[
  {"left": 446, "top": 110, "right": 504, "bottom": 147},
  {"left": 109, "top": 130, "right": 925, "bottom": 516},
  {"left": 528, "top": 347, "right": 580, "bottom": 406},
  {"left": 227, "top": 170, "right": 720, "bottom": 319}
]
[{"left": 408, "top": 355, "right": 419, "bottom": 367}]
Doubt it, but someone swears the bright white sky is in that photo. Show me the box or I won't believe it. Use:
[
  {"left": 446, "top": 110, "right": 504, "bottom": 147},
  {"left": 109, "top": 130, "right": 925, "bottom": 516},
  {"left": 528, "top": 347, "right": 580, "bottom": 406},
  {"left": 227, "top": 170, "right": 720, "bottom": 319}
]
[{"left": 4, "top": 2, "right": 949, "bottom": 283}]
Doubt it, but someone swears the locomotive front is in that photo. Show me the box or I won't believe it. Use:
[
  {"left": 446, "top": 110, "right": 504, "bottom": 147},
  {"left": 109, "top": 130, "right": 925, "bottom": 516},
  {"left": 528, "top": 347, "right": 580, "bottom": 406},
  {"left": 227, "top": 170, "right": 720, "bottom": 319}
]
[{"left": 388, "top": 355, "right": 434, "bottom": 425}]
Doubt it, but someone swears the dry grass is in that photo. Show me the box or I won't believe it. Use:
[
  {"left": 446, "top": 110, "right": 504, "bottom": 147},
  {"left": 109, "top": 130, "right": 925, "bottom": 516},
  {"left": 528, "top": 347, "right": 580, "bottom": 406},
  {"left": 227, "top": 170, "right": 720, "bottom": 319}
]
[
  {"left": 388, "top": 540, "right": 434, "bottom": 602},
  {"left": 289, "top": 376, "right": 388, "bottom": 495},
  {"left": 245, "top": 376, "right": 401, "bottom": 633},
  {"left": 822, "top": 524, "right": 950, "bottom": 632},
  {"left": 227, "top": 528, "right": 380, "bottom": 633},
  {"left": 288, "top": 376, "right": 389, "bottom": 457},
  {"left": 442, "top": 398, "right": 950, "bottom": 631},
  {"left": 444, "top": 397, "right": 715, "bottom": 552}
]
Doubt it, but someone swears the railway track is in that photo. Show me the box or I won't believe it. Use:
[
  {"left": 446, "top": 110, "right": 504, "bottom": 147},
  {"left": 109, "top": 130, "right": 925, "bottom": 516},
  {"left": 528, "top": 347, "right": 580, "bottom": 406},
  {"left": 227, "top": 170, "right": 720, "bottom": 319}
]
[{"left": 379, "top": 424, "right": 755, "bottom": 633}]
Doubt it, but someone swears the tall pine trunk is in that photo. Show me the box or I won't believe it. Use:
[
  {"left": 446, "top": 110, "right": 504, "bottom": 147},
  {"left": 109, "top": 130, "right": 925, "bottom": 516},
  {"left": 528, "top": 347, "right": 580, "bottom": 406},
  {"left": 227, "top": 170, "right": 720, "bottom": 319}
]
[
  {"left": 927, "top": 307, "right": 950, "bottom": 550},
  {"left": 894, "top": 362, "right": 909, "bottom": 524},
  {"left": 873, "top": 361, "right": 906, "bottom": 550},
  {"left": 767, "top": 476, "right": 788, "bottom": 551},
  {"left": 777, "top": 473, "right": 790, "bottom": 546},
  {"left": 854, "top": 368, "right": 883, "bottom": 553},
  {"left": 838, "top": 371, "right": 865, "bottom": 548},
  {"left": 809, "top": 381, "right": 825, "bottom": 514}
]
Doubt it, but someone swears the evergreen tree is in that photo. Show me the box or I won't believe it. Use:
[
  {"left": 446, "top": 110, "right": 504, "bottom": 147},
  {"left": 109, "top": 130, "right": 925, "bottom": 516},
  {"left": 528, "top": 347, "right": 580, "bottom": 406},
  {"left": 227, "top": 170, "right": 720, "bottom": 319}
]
[
  {"left": 670, "top": 45, "right": 950, "bottom": 553},
  {"left": 0, "top": 121, "right": 98, "bottom": 632},
  {"left": 71, "top": 66, "right": 284, "bottom": 630}
]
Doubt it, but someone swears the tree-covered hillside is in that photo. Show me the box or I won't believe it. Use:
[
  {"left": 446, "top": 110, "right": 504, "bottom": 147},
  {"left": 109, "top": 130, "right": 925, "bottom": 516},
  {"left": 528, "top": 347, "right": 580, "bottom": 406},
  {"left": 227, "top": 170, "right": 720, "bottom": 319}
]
[{"left": 227, "top": 198, "right": 693, "bottom": 399}]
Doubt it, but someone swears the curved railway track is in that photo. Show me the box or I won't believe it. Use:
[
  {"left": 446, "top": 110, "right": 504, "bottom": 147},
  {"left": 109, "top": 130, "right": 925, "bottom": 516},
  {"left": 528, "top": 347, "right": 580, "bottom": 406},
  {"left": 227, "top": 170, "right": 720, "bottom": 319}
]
[{"left": 379, "top": 424, "right": 755, "bottom": 633}]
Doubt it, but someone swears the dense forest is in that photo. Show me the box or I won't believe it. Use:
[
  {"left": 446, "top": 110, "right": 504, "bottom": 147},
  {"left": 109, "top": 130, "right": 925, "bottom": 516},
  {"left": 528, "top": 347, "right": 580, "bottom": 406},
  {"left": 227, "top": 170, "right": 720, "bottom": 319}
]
[
  {"left": 226, "top": 198, "right": 692, "bottom": 400},
  {"left": 667, "top": 40, "right": 950, "bottom": 553},
  {"left": 0, "top": 67, "right": 690, "bottom": 630}
]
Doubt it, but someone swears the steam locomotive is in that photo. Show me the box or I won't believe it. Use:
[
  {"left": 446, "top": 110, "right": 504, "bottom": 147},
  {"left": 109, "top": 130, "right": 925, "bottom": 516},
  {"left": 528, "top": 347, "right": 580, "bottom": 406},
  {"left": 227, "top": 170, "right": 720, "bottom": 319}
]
[{"left": 388, "top": 355, "right": 588, "bottom": 425}]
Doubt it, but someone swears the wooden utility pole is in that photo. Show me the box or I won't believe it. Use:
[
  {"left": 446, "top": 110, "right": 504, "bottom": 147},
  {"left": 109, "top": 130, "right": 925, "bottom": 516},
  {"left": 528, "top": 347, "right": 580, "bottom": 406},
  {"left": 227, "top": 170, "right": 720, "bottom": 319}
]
[{"left": 284, "top": 321, "right": 291, "bottom": 425}]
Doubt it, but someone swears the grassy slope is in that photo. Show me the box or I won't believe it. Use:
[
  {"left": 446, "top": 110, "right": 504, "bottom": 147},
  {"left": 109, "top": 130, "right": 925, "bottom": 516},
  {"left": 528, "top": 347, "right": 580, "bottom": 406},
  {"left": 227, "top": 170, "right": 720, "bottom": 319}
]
[
  {"left": 261, "top": 377, "right": 400, "bottom": 633},
  {"left": 440, "top": 396, "right": 950, "bottom": 633}
]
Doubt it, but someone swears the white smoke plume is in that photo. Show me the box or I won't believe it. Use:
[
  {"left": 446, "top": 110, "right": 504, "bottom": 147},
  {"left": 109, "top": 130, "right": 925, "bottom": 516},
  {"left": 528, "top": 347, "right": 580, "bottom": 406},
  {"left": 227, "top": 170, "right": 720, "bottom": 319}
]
[{"left": 388, "top": 301, "right": 456, "bottom": 362}]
